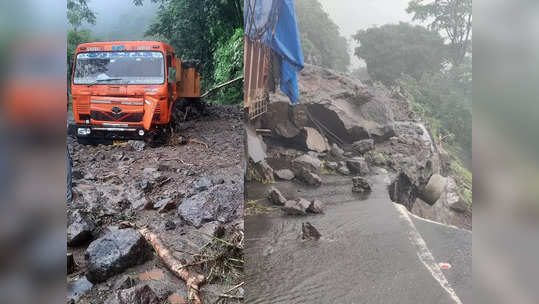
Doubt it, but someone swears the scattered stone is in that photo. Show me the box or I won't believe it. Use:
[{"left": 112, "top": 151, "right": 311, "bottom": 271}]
[
  {"left": 352, "top": 139, "right": 374, "bottom": 154},
  {"left": 85, "top": 228, "right": 152, "bottom": 283},
  {"left": 128, "top": 140, "right": 146, "bottom": 152},
  {"left": 301, "top": 127, "right": 328, "bottom": 152},
  {"left": 448, "top": 192, "right": 468, "bottom": 213},
  {"left": 131, "top": 197, "right": 150, "bottom": 210},
  {"left": 302, "top": 222, "right": 321, "bottom": 240},
  {"left": 194, "top": 177, "right": 212, "bottom": 192},
  {"left": 251, "top": 160, "right": 275, "bottom": 182},
  {"left": 67, "top": 276, "right": 93, "bottom": 303},
  {"left": 143, "top": 167, "right": 158, "bottom": 174},
  {"left": 67, "top": 253, "right": 76, "bottom": 274},
  {"left": 282, "top": 198, "right": 310, "bottom": 215},
  {"left": 291, "top": 154, "right": 322, "bottom": 173},
  {"left": 352, "top": 176, "right": 372, "bottom": 193},
  {"left": 72, "top": 170, "right": 84, "bottom": 180},
  {"left": 211, "top": 176, "right": 225, "bottom": 185},
  {"left": 267, "top": 187, "right": 287, "bottom": 206},
  {"left": 157, "top": 199, "right": 177, "bottom": 213},
  {"left": 337, "top": 165, "right": 350, "bottom": 175},
  {"left": 114, "top": 275, "right": 138, "bottom": 290},
  {"left": 199, "top": 221, "right": 226, "bottom": 241},
  {"left": 346, "top": 157, "right": 369, "bottom": 175},
  {"left": 164, "top": 220, "right": 177, "bottom": 231},
  {"left": 275, "top": 169, "right": 295, "bottom": 181},
  {"left": 105, "top": 285, "right": 159, "bottom": 304},
  {"left": 139, "top": 179, "right": 153, "bottom": 193},
  {"left": 330, "top": 143, "right": 344, "bottom": 159},
  {"left": 421, "top": 174, "right": 446, "bottom": 205},
  {"left": 307, "top": 200, "right": 324, "bottom": 214},
  {"left": 67, "top": 210, "right": 95, "bottom": 247},
  {"left": 296, "top": 168, "right": 322, "bottom": 187},
  {"left": 326, "top": 161, "right": 339, "bottom": 170},
  {"left": 157, "top": 164, "right": 170, "bottom": 172},
  {"left": 178, "top": 183, "right": 243, "bottom": 228}
]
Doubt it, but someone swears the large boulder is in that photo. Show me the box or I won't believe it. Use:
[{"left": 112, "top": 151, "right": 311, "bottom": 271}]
[
  {"left": 260, "top": 101, "right": 300, "bottom": 139},
  {"left": 300, "top": 127, "right": 328, "bottom": 152},
  {"left": 178, "top": 183, "right": 243, "bottom": 228},
  {"left": 267, "top": 187, "right": 287, "bottom": 206},
  {"left": 249, "top": 160, "right": 274, "bottom": 183},
  {"left": 420, "top": 174, "right": 446, "bottom": 205},
  {"left": 67, "top": 210, "right": 95, "bottom": 247},
  {"left": 346, "top": 157, "right": 369, "bottom": 175},
  {"left": 330, "top": 143, "right": 345, "bottom": 159},
  {"left": 307, "top": 200, "right": 324, "bottom": 214},
  {"left": 296, "top": 168, "right": 322, "bottom": 187},
  {"left": 85, "top": 228, "right": 152, "bottom": 283},
  {"left": 274, "top": 169, "right": 295, "bottom": 181}
]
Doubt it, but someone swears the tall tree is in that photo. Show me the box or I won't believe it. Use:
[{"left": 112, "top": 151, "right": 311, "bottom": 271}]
[
  {"left": 407, "top": 0, "right": 472, "bottom": 66},
  {"left": 295, "top": 0, "right": 350, "bottom": 72},
  {"left": 353, "top": 22, "right": 446, "bottom": 85},
  {"left": 67, "top": 0, "right": 96, "bottom": 30}
]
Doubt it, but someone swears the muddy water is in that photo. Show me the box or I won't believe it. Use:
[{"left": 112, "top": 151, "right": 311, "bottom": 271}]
[{"left": 245, "top": 170, "right": 458, "bottom": 304}]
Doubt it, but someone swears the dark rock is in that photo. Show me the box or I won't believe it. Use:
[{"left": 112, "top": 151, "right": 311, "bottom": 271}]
[
  {"left": 302, "top": 222, "right": 321, "bottom": 240},
  {"left": 85, "top": 228, "right": 152, "bottom": 283},
  {"left": 105, "top": 285, "right": 159, "bottom": 304},
  {"left": 131, "top": 197, "right": 150, "bottom": 210},
  {"left": 157, "top": 164, "right": 170, "bottom": 172},
  {"left": 352, "top": 176, "right": 372, "bottom": 193},
  {"left": 67, "top": 253, "right": 76, "bottom": 274},
  {"left": 282, "top": 198, "right": 310, "bottom": 215},
  {"left": 178, "top": 183, "right": 243, "bottom": 228},
  {"left": 72, "top": 170, "right": 84, "bottom": 180},
  {"left": 346, "top": 157, "right": 369, "bottom": 175},
  {"left": 267, "top": 187, "right": 287, "bottom": 206},
  {"left": 195, "top": 177, "right": 212, "bottom": 192},
  {"left": 352, "top": 139, "right": 374, "bottom": 154},
  {"left": 128, "top": 140, "right": 146, "bottom": 152},
  {"left": 164, "top": 220, "right": 177, "bottom": 231},
  {"left": 67, "top": 210, "right": 95, "bottom": 247},
  {"left": 274, "top": 169, "right": 295, "bottom": 181},
  {"left": 307, "top": 200, "right": 324, "bottom": 214}
]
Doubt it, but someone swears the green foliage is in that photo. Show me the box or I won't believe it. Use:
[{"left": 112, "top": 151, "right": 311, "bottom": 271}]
[
  {"left": 398, "top": 62, "right": 472, "bottom": 160},
  {"left": 146, "top": 0, "right": 243, "bottom": 103},
  {"left": 407, "top": 0, "right": 472, "bottom": 66},
  {"left": 354, "top": 22, "right": 446, "bottom": 85},
  {"left": 67, "top": 29, "right": 97, "bottom": 80},
  {"left": 67, "top": 0, "right": 96, "bottom": 30},
  {"left": 212, "top": 28, "right": 244, "bottom": 104},
  {"left": 450, "top": 158, "right": 472, "bottom": 207},
  {"left": 295, "top": 0, "right": 350, "bottom": 72}
]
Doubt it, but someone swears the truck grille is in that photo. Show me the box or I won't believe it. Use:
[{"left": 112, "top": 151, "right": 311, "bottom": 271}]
[{"left": 90, "top": 110, "right": 143, "bottom": 122}]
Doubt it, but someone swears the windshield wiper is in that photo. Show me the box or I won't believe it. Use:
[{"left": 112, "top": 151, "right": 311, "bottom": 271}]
[{"left": 86, "top": 78, "right": 125, "bottom": 87}]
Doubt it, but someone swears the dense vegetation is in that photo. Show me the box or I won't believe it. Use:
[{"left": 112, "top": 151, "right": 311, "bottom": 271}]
[
  {"left": 353, "top": 0, "right": 472, "bottom": 201},
  {"left": 67, "top": 0, "right": 244, "bottom": 104},
  {"left": 295, "top": 0, "right": 350, "bottom": 72}
]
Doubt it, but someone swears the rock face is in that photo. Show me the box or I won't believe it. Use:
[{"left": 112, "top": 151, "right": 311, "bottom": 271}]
[
  {"left": 302, "top": 222, "right": 321, "bottom": 240},
  {"left": 105, "top": 285, "right": 159, "bottom": 304},
  {"left": 267, "top": 187, "right": 287, "bottom": 206},
  {"left": 352, "top": 177, "right": 372, "bottom": 193},
  {"left": 301, "top": 127, "right": 328, "bottom": 152},
  {"left": 67, "top": 210, "right": 95, "bottom": 247},
  {"left": 178, "top": 183, "right": 243, "bottom": 228},
  {"left": 346, "top": 157, "right": 369, "bottom": 175},
  {"left": 420, "top": 174, "right": 446, "bottom": 205},
  {"left": 307, "top": 200, "right": 324, "bottom": 214},
  {"left": 282, "top": 198, "right": 311, "bottom": 216},
  {"left": 352, "top": 139, "right": 374, "bottom": 154},
  {"left": 274, "top": 169, "right": 295, "bottom": 181},
  {"left": 85, "top": 228, "right": 152, "bottom": 283}
]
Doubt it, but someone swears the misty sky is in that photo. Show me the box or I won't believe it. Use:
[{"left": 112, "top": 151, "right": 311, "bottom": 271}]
[{"left": 319, "top": 0, "right": 414, "bottom": 68}]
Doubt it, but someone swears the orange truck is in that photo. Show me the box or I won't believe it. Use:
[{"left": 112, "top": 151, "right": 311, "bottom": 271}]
[{"left": 69, "top": 41, "right": 200, "bottom": 144}]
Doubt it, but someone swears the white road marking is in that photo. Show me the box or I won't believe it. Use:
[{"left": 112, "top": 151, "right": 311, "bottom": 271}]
[{"left": 394, "top": 204, "right": 463, "bottom": 304}]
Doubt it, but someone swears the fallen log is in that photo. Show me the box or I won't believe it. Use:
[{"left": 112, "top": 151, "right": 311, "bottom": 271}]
[{"left": 119, "top": 222, "right": 205, "bottom": 304}]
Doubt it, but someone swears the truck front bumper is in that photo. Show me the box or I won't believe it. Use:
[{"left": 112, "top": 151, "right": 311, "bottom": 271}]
[{"left": 69, "top": 124, "right": 146, "bottom": 140}]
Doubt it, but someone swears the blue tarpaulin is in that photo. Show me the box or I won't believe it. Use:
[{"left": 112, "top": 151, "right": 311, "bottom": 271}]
[{"left": 245, "top": 0, "right": 304, "bottom": 104}]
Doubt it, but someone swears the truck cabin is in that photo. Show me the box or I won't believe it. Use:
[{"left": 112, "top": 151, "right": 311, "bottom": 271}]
[{"left": 70, "top": 41, "right": 200, "bottom": 140}]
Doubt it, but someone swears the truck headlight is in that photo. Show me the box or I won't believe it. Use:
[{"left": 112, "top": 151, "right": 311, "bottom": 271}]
[
  {"left": 138, "top": 130, "right": 145, "bottom": 136},
  {"left": 77, "top": 128, "right": 91, "bottom": 136}
]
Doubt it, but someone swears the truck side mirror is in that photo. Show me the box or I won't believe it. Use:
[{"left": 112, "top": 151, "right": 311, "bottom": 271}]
[{"left": 175, "top": 58, "right": 182, "bottom": 82}]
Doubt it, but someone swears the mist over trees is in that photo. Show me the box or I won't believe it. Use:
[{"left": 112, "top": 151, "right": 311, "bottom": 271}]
[{"left": 295, "top": 0, "right": 350, "bottom": 72}]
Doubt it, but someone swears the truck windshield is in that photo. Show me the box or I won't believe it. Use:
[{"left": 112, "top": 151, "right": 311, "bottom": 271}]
[{"left": 73, "top": 51, "right": 164, "bottom": 85}]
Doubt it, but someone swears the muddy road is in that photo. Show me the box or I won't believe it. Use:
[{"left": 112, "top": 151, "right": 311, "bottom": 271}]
[
  {"left": 244, "top": 170, "right": 470, "bottom": 304},
  {"left": 67, "top": 104, "right": 245, "bottom": 304}
]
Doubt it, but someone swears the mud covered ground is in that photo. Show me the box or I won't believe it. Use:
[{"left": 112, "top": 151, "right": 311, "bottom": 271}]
[{"left": 67, "top": 104, "right": 245, "bottom": 304}]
